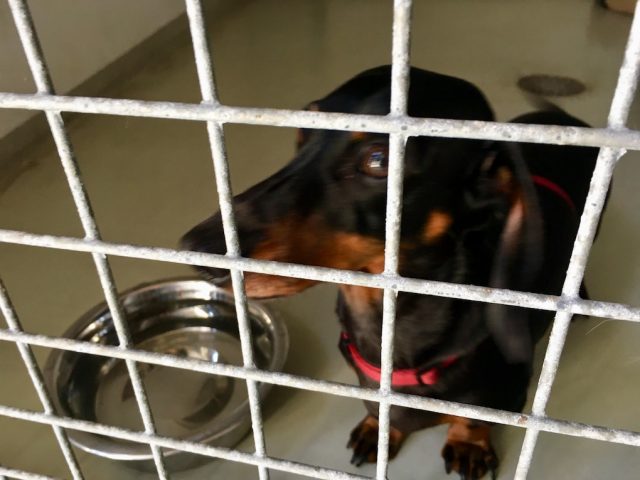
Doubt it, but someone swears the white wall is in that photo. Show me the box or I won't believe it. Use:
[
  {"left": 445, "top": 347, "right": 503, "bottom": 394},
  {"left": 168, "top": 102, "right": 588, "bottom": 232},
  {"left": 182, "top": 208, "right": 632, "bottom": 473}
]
[{"left": 0, "top": 0, "right": 186, "bottom": 140}]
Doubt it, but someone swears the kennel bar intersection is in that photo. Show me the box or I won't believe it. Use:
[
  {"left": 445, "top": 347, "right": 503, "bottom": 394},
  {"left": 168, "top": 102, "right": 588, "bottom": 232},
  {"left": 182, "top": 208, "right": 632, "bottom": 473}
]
[
  {"left": 1, "top": 0, "right": 640, "bottom": 479},
  {"left": 6, "top": 0, "right": 170, "bottom": 478},
  {"left": 514, "top": 3, "right": 640, "bottom": 477},
  {"left": 4, "top": 94, "right": 640, "bottom": 150},
  {"left": 4, "top": 230, "right": 640, "bottom": 321},
  {"left": 184, "top": 1, "right": 270, "bottom": 479}
]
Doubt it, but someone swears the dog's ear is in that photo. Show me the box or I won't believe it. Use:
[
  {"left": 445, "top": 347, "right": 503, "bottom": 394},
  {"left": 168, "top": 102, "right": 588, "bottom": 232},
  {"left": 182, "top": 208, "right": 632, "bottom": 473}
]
[
  {"left": 466, "top": 143, "right": 544, "bottom": 364},
  {"left": 296, "top": 102, "right": 320, "bottom": 149}
]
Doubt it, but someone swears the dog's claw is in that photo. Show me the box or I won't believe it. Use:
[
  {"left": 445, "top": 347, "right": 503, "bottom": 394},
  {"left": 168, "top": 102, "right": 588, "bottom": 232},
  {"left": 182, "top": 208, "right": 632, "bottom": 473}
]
[
  {"left": 441, "top": 441, "right": 498, "bottom": 479},
  {"left": 350, "top": 450, "right": 368, "bottom": 467},
  {"left": 443, "top": 444, "right": 454, "bottom": 474},
  {"left": 488, "top": 456, "right": 498, "bottom": 480},
  {"left": 347, "top": 415, "right": 405, "bottom": 467},
  {"left": 459, "top": 456, "right": 469, "bottom": 478}
]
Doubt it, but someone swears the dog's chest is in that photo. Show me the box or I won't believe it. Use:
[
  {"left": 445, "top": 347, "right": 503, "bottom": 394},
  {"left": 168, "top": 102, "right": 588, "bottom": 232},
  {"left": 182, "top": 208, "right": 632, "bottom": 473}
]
[{"left": 337, "top": 287, "right": 455, "bottom": 368}]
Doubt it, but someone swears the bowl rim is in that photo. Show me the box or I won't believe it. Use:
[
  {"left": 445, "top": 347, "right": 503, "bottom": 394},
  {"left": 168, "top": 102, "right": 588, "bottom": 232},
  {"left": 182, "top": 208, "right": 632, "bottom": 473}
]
[{"left": 43, "top": 277, "right": 289, "bottom": 461}]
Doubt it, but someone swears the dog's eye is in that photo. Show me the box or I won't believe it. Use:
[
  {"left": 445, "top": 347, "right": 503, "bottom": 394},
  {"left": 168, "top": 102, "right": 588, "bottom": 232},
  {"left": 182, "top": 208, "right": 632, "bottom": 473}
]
[{"left": 359, "top": 145, "right": 389, "bottom": 178}]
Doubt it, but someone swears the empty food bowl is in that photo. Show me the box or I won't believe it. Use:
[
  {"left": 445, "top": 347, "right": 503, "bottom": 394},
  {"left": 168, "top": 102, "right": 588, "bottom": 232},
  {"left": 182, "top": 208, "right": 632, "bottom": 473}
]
[{"left": 44, "top": 278, "right": 288, "bottom": 471}]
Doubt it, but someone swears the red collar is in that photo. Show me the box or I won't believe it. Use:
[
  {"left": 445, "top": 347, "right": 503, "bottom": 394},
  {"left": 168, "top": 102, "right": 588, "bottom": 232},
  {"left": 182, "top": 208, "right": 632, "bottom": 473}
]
[
  {"left": 340, "top": 332, "right": 457, "bottom": 387},
  {"left": 532, "top": 175, "right": 576, "bottom": 212}
]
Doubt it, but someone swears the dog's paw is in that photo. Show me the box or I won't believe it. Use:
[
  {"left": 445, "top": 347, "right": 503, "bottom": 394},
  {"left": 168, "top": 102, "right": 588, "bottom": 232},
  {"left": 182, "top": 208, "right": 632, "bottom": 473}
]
[
  {"left": 441, "top": 440, "right": 498, "bottom": 480},
  {"left": 347, "top": 415, "right": 405, "bottom": 467}
]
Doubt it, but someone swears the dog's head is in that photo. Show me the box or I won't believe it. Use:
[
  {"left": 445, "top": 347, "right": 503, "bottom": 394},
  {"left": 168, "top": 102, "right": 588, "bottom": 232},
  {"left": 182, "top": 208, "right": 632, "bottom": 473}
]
[{"left": 181, "top": 66, "right": 542, "bottom": 361}]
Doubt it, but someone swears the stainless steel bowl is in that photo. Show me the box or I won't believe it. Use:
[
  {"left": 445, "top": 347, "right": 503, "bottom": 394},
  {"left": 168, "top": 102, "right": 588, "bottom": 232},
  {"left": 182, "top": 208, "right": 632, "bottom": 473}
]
[{"left": 44, "top": 278, "right": 288, "bottom": 472}]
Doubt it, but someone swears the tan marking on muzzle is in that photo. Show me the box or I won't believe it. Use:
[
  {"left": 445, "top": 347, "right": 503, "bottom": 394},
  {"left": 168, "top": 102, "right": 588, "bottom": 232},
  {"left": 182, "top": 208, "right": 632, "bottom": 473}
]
[
  {"left": 422, "top": 210, "right": 453, "bottom": 244},
  {"left": 242, "top": 215, "right": 385, "bottom": 298}
]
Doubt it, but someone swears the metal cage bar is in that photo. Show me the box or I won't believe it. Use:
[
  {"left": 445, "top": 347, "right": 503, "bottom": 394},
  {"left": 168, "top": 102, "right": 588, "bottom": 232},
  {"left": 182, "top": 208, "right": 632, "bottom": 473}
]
[
  {"left": 184, "top": 1, "right": 269, "bottom": 478},
  {"left": 0, "top": 280, "right": 83, "bottom": 480},
  {"left": 6, "top": 0, "right": 168, "bottom": 478},
  {"left": 1, "top": 379, "right": 640, "bottom": 479},
  {"left": 1, "top": 325, "right": 640, "bottom": 447},
  {"left": 514, "top": 5, "right": 640, "bottom": 477},
  {"left": 2, "top": 229, "right": 639, "bottom": 323},
  {"left": 375, "top": 1, "right": 412, "bottom": 478},
  {"left": 0, "top": 466, "right": 58, "bottom": 480},
  {"left": 0, "top": 403, "right": 368, "bottom": 480},
  {"left": 3, "top": 91, "right": 640, "bottom": 150},
  {"left": 1, "top": 0, "right": 640, "bottom": 479}
]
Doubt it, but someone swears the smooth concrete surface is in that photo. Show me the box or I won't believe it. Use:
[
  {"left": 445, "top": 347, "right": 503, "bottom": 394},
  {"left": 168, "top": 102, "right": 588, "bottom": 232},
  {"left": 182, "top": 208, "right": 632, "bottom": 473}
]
[{"left": 1, "top": 1, "right": 640, "bottom": 479}]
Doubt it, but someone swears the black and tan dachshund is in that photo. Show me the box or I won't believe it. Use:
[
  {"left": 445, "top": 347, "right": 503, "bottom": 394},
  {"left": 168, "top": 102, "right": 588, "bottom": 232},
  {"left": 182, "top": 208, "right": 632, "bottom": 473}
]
[{"left": 181, "top": 66, "right": 601, "bottom": 479}]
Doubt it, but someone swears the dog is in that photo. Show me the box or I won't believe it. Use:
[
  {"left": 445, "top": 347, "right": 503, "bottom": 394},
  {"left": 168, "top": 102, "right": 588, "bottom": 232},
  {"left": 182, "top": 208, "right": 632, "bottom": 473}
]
[{"left": 181, "top": 66, "right": 601, "bottom": 479}]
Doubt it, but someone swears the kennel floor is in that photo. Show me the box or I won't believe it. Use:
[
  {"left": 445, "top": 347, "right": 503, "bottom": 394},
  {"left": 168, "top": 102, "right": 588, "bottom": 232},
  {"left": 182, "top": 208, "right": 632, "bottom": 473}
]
[{"left": 1, "top": 1, "right": 640, "bottom": 479}]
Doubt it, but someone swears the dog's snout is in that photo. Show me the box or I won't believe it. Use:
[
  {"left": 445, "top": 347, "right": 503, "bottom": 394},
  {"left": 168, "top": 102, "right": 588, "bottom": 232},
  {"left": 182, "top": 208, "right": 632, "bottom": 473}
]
[
  {"left": 180, "top": 215, "right": 232, "bottom": 282},
  {"left": 181, "top": 212, "right": 226, "bottom": 251}
]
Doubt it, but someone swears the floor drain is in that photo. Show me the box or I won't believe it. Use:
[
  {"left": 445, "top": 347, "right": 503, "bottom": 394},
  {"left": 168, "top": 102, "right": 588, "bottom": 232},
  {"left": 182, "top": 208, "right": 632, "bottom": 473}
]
[{"left": 517, "top": 74, "right": 586, "bottom": 97}]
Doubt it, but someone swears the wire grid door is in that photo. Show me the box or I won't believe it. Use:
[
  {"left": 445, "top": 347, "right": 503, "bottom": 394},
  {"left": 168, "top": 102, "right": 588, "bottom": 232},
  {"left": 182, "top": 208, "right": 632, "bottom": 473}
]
[{"left": 1, "top": 0, "right": 640, "bottom": 479}]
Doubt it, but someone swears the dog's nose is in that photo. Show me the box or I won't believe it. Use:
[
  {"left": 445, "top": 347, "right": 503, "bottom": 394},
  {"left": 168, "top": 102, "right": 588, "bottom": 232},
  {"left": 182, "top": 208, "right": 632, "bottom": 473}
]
[
  {"left": 180, "top": 216, "right": 231, "bottom": 283},
  {"left": 180, "top": 214, "right": 226, "bottom": 253}
]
